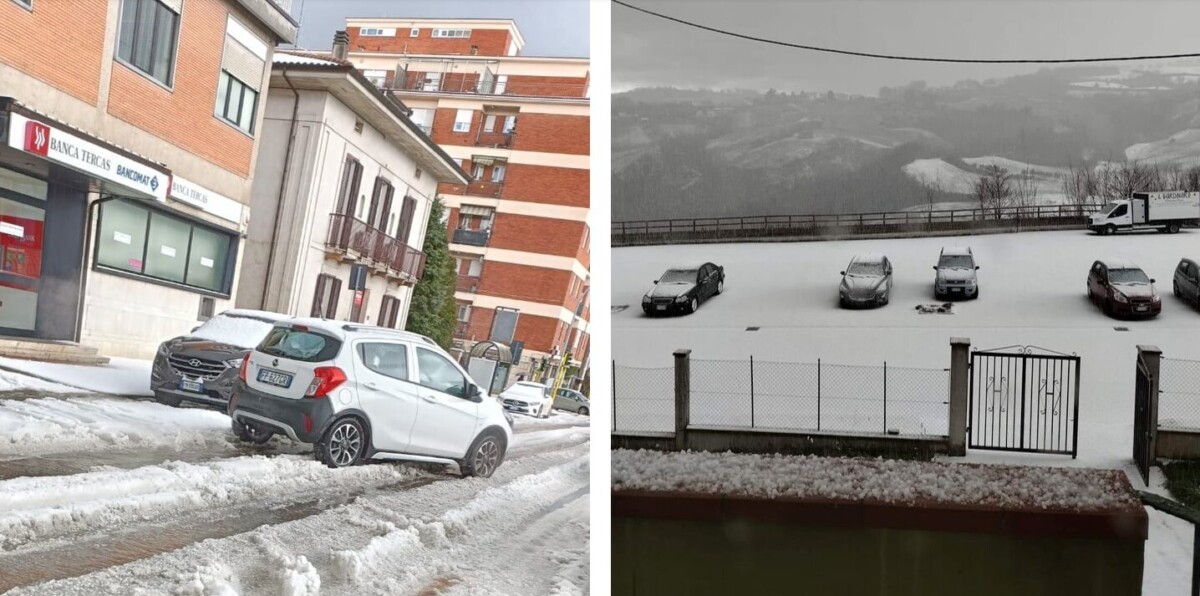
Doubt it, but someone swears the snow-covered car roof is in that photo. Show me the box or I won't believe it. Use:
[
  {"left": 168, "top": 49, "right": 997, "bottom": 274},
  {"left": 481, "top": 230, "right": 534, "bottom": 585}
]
[
  {"left": 665, "top": 263, "right": 709, "bottom": 272},
  {"left": 940, "top": 246, "right": 973, "bottom": 256},
  {"left": 849, "top": 253, "right": 887, "bottom": 264},
  {"left": 218, "top": 309, "right": 290, "bottom": 322},
  {"left": 188, "top": 310, "right": 290, "bottom": 349},
  {"left": 1099, "top": 258, "right": 1144, "bottom": 270}
]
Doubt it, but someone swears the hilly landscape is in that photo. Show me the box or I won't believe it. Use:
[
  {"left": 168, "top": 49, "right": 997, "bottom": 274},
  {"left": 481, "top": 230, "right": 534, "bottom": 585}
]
[{"left": 612, "top": 64, "right": 1200, "bottom": 221}]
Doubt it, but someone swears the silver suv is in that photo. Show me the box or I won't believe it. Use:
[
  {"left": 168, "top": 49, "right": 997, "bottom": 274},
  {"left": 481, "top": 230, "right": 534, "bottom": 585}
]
[
  {"left": 229, "top": 319, "right": 513, "bottom": 477},
  {"left": 933, "top": 247, "right": 979, "bottom": 300}
]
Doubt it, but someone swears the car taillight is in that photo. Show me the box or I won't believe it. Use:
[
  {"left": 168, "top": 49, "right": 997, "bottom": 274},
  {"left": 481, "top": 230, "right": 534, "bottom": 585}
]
[
  {"left": 305, "top": 366, "right": 346, "bottom": 398},
  {"left": 238, "top": 354, "right": 251, "bottom": 382}
]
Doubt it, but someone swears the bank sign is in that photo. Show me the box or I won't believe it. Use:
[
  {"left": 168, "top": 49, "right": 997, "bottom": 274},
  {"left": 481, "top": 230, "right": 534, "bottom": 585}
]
[{"left": 7, "top": 114, "right": 169, "bottom": 201}]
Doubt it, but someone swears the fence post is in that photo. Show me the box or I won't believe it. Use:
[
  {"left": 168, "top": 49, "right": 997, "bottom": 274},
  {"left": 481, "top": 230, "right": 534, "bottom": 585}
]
[
  {"left": 674, "top": 349, "right": 691, "bottom": 451},
  {"left": 948, "top": 338, "right": 971, "bottom": 456},
  {"left": 883, "top": 361, "right": 888, "bottom": 434},
  {"left": 750, "top": 355, "right": 755, "bottom": 428},
  {"left": 612, "top": 359, "right": 617, "bottom": 432},
  {"left": 817, "top": 358, "right": 822, "bottom": 432},
  {"left": 1139, "top": 345, "right": 1163, "bottom": 464}
]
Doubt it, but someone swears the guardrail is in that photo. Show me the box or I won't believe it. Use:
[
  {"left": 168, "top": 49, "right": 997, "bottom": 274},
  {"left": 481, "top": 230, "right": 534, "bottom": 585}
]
[{"left": 613, "top": 204, "right": 1094, "bottom": 246}]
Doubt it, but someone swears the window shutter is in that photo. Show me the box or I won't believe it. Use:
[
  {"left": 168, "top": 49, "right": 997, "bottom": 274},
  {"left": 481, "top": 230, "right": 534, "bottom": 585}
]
[
  {"left": 311, "top": 274, "right": 328, "bottom": 317},
  {"left": 396, "top": 196, "right": 418, "bottom": 244},
  {"left": 379, "top": 185, "right": 395, "bottom": 234},
  {"left": 328, "top": 276, "right": 342, "bottom": 318},
  {"left": 367, "top": 178, "right": 384, "bottom": 228}
]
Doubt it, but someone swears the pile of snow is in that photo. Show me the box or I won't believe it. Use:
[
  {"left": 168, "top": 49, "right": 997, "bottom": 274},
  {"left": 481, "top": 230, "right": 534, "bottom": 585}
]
[
  {"left": 0, "top": 369, "right": 82, "bottom": 394},
  {"left": 188, "top": 310, "right": 289, "bottom": 349},
  {"left": 901, "top": 158, "right": 979, "bottom": 194},
  {"left": 0, "top": 396, "right": 231, "bottom": 457},
  {"left": 0, "top": 356, "right": 153, "bottom": 396},
  {"left": 612, "top": 450, "right": 1140, "bottom": 513},
  {"left": 0, "top": 454, "right": 421, "bottom": 550}
]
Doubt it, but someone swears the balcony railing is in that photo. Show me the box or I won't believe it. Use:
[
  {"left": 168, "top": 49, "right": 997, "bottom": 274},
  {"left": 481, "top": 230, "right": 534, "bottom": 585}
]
[
  {"left": 455, "top": 320, "right": 471, "bottom": 338},
  {"left": 452, "top": 228, "right": 491, "bottom": 247},
  {"left": 388, "top": 77, "right": 588, "bottom": 99},
  {"left": 456, "top": 275, "right": 480, "bottom": 293},
  {"left": 475, "top": 131, "right": 514, "bottom": 148},
  {"left": 460, "top": 180, "right": 503, "bottom": 198},
  {"left": 326, "top": 213, "right": 426, "bottom": 282}
]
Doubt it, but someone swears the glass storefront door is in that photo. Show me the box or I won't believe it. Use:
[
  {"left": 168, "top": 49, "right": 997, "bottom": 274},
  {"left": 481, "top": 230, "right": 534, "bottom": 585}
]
[{"left": 0, "top": 166, "right": 47, "bottom": 334}]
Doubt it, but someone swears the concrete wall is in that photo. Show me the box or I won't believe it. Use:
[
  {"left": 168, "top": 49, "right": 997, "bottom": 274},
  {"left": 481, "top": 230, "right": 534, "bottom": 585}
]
[{"left": 613, "top": 516, "right": 1144, "bottom": 596}]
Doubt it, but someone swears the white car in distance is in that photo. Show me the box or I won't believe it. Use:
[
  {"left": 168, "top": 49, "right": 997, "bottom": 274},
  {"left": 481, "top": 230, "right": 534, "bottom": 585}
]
[{"left": 500, "top": 381, "right": 553, "bottom": 418}]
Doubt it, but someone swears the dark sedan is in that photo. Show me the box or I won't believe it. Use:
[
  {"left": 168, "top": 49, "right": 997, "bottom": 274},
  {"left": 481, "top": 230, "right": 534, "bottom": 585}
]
[
  {"left": 1174, "top": 258, "right": 1200, "bottom": 309},
  {"left": 151, "top": 309, "right": 287, "bottom": 409},
  {"left": 642, "top": 262, "right": 724, "bottom": 316},
  {"left": 1086, "top": 259, "right": 1161, "bottom": 318}
]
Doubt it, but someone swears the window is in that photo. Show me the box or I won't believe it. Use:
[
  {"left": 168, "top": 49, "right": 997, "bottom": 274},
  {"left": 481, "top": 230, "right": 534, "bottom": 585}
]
[
  {"left": 472, "top": 163, "right": 485, "bottom": 181},
  {"left": 335, "top": 157, "right": 363, "bottom": 215},
  {"left": 457, "top": 303, "right": 471, "bottom": 322},
  {"left": 13, "top": 0, "right": 32, "bottom": 9},
  {"left": 378, "top": 295, "right": 402, "bottom": 329},
  {"left": 362, "top": 70, "right": 387, "bottom": 87},
  {"left": 422, "top": 72, "right": 441, "bottom": 91},
  {"left": 367, "top": 177, "right": 394, "bottom": 230},
  {"left": 453, "top": 109, "right": 473, "bottom": 133},
  {"left": 495, "top": 75, "right": 508, "bottom": 95},
  {"left": 410, "top": 28, "right": 420, "bottom": 37},
  {"left": 311, "top": 273, "right": 342, "bottom": 318},
  {"left": 259, "top": 327, "right": 342, "bottom": 362},
  {"left": 117, "top": 0, "right": 179, "bottom": 86},
  {"left": 359, "top": 27, "right": 396, "bottom": 36},
  {"left": 431, "top": 28, "right": 471, "bottom": 38},
  {"left": 490, "top": 165, "right": 506, "bottom": 183},
  {"left": 416, "top": 347, "right": 468, "bottom": 398},
  {"left": 502, "top": 116, "right": 516, "bottom": 133},
  {"left": 215, "top": 71, "right": 259, "bottom": 133},
  {"left": 396, "top": 196, "right": 418, "bottom": 243},
  {"left": 95, "top": 199, "right": 236, "bottom": 294},
  {"left": 358, "top": 342, "right": 409, "bottom": 379},
  {"left": 484, "top": 115, "right": 497, "bottom": 133}
]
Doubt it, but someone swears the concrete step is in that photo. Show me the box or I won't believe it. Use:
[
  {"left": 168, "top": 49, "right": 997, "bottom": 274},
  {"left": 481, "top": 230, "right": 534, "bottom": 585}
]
[{"left": 0, "top": 339, "right": 110, "bottom": 365}]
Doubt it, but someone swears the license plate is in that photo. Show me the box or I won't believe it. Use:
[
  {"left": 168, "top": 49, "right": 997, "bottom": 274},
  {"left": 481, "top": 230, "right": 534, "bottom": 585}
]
[
  {"left": 951, "top": 288, "right": 962, "bottom": 293},
  {"left": 1135, "top": 305, "right": 1148, "bottom": 312},
  {"left": 656, "top": 305, "right": 666, "bottom": 310},
  {"left": 257, "top": 369, "right": 293, "bottom": 388},
  {"left": 179, "top": 379, "right": 204, "bottom": 393}
]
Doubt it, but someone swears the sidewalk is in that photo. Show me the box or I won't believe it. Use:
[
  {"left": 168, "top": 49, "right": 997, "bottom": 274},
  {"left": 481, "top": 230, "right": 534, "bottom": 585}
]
[{"left": 0, "top": 356, "right": 152, "bottom": 397}]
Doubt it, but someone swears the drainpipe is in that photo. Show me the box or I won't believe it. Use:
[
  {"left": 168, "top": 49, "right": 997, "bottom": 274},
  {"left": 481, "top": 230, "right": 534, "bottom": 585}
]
[
  {"left": 75, "top": 195, "right": 118, "bottom": 342},
  {"left": 262, "top": 67, "right": 301, "bottom": 312}
]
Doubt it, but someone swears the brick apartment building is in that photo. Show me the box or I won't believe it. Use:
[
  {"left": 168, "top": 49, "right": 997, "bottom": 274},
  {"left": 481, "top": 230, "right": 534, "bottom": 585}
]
[
  {"left": 341, "top": 18, "right": 591, "bottom": 382},
  {"left": 0, "top": 0, "right": 296, "bottom": 358}
]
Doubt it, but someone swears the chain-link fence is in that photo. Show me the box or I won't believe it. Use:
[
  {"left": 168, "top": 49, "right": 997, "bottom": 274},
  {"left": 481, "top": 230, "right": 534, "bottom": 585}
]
[
  {"left": 612, "top": 362, "right": 675, "bottom": 433},
  {"left": 1158, "top": 358, "right": 1200, "bottom": 430},
  {"left": 614, "top": 357, "right": 949, "bottom": 437}
]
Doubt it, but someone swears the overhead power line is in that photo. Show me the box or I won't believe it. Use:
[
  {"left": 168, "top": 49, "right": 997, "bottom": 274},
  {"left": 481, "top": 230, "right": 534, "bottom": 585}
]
[{"left": 612, "top": 0, "right": 1200, "bottom": 64}]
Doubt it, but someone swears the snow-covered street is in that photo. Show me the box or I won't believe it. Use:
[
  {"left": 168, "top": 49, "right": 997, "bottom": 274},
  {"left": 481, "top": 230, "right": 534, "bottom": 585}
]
[
  {"left": 0, "top": 384, "right": 590, "bottom": 594},
  {"left": 614, "top": 229, "right": 1200, "bottom": 595}
]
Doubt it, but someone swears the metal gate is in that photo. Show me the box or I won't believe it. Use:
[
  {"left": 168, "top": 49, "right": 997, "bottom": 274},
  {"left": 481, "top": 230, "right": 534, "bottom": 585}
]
[
  {"left": 1133, "top": 353, "right": 1156, "bottom": 485},
  {"left": 969, "top": 346, "right": 1081, "bottom": 458}
]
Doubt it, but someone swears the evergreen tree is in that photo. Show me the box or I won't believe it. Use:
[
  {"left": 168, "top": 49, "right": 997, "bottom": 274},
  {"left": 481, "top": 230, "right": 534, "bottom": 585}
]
[{"left": 405, "top": 197, "right": 456, "bottom": 349}]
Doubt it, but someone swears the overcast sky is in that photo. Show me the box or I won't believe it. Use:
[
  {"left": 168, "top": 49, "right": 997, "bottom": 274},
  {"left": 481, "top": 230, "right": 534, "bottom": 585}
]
[
  {"left": 613, "top": 0, "right": 1200, "bottom": 95},
  {"left": 293, "top": 0, "right": 590, "bottom": 57}
]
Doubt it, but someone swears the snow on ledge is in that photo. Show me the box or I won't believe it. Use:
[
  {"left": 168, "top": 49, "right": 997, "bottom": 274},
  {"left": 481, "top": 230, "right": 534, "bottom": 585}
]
[{"left": 611, "top": 450, "right": 1140, "bottom": 513}]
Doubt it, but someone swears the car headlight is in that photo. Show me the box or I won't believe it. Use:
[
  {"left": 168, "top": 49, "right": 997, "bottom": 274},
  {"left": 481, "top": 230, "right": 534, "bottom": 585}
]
[
  {"left": 675, "top": 295, "right": 689, "bottom": 303},
  {"left": 839, "top": 281, "right": 849, "bottom": 292},
  {"left": 1113, "top": 291, "right": 1128, "bottom": 303},
  {"left": 642, "top": 295, "right": 650, "bottom": 304},
  {"left": 225, "top": 357, "right": 243, "bottom": 368},
  {"left": 1151, "top": 294, "right": 1161, "bottom": 303}
]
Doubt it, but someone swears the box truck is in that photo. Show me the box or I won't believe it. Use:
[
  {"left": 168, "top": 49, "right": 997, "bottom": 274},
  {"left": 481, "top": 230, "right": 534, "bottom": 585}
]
[{"left": 1088, "top": 191, "right": 1200, "bottom": 235}]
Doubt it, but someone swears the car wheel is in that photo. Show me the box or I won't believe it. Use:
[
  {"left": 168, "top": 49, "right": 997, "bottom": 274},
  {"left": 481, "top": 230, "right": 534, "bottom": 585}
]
[
  {"left": 155, "top": 393, "right": 182, "bottom": 408},
  {"left": 461, "top": 431, "right": 506, "bottom": 478},
  {"left": 716, "top": 280, "right": 724, "bottom": 295},
  {"left": 316, "top": 417, "right": 366, "bottom": 468},
  {"left": 232, "top": 419, "right": 273, "bottom": 444},
  {"left": 578, "top": 406, "right": 589, "bottom": 416},
  {"left": 689, "top": 297, "right": 699, "bottom": 313},
  {"left": 1105, "top": 224, "right": 1117, "bottom": 236}
]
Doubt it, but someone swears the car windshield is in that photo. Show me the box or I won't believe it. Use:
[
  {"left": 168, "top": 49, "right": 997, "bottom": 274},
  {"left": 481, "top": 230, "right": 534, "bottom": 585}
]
[
  {"left": 938, "top": 255, "right": 974, "bottom": 269},
  {"left": 660, "top": 269, "right": 697, "bottom": 284},
  {"left": 846, "top": 262, "right": 885, "bottom": 276},
  {"left": 1109, "top": 268, "right": 1151, "bottom": 284}
]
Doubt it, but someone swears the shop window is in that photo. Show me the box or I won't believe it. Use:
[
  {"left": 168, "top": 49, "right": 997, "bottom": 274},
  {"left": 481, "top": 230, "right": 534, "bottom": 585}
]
[
  {"left": 117, "top": 0, "right": 180, "bottom": 87},
  {"left": 216, "top": 71, "right": 259, "bottom": 134},
  {"left": 95, "top": 199, "right": 236, "bottom": 295}
]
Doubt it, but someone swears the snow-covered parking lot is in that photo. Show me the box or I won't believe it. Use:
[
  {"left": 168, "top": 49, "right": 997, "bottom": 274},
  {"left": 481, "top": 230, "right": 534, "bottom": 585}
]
[
  {"left": 615, "top": 229, "right": 1200, "bottom": 595},
  {"left": 0, "top": 381, "right": 590, "bottom": 595}
]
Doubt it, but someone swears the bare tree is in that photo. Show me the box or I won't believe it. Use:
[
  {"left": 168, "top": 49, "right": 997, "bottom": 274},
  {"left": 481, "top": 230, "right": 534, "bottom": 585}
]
[
  {"left": 1096, "top": 161, "right": 1157, "bottom": 202},
  {"left": 1060, "top": 164, "right": 1099, "bottom": 215},
  {"left": 975, "top": 165, "right": 1012, "bottom": 218},
  {"left": 1011, "top": 168, "right": 1040, "bottom": 211},
  {"left": 921, "top": 175, "right": 943, "bottom": 213}
]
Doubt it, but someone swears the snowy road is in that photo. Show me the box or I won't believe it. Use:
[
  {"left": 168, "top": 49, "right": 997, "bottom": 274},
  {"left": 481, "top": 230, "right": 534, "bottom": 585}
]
[
  {"left": 615, "top": 229, "right": 1199, "bottom": 595},
  {"left": 0, "top": 388, "right": 590, "bottom": 595}
]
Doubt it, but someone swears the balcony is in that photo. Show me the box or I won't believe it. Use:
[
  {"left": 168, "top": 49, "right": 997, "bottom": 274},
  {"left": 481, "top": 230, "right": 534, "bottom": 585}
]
[
  {"left": 385, "top": 75, "right": 589, "bottom": 99},
  {"left": 475, "top": 131, "right": 514, "bottom": 149},
  {"left": 325, "top": 214, "right": 427, "bottom": 283},
  {"left": 456, "top": 275, "right": 480, "bottom": 293},
  {"left": 452, "top": 228, "right": 491, "bottom": 247}
]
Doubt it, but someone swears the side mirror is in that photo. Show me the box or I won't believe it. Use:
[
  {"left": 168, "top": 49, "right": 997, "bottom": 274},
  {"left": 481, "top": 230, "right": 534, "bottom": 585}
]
[
  {"left": 932, "top": 266, "right": 937, "bottom": 270},
  {"left": 652, "top": 280, "right": 658, "bottom": 284},
  {"left": 839, "top": 271, "right": 845, "bottom": 276},
  {"left": 975, "top": 266, "right": 980, "bottom": 270},
  {"left": 191, "top": 326, "right": 200, "bottom": 333},
  {"left": 1151, "top": 279, "right": 1157, "bottom": 284},
  {"left": 467, "top": 384, "right": 483, "bottom": 402}
]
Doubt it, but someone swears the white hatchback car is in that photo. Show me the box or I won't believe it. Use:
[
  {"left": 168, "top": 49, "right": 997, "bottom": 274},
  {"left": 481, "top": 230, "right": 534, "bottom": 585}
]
[
  {"left": 500, "top": 381, "right": 553, "bottom": 418},
  {"left": 228, "top": 319, "right": 512, "bottom": 477}
]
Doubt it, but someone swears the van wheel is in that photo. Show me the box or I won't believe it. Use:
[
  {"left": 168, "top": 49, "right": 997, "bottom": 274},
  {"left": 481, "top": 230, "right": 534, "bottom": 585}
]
[
  {"left": 461, "top": 431, "right": 506, "bottom": 478},
  {"left": 232, "top": 419, "right": 273, "bottom": 445},
  {"left": 1105, "top": 225, "right": 1116, "bottom": 236},
  {"left": 316, "top": 417, "right": 366, "bottom": 468},
  {"left": 1169, "top": 223, "right": 1182, "bottom": 234}
]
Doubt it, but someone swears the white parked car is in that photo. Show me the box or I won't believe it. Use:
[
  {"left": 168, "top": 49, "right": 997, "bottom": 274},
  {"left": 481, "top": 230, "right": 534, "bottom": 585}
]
[
  {"left": 228, "top": 319, "right": 512, "bottom": 477},
  {"left": 500, "top": 381, "right": 553, "bottom": 418}
]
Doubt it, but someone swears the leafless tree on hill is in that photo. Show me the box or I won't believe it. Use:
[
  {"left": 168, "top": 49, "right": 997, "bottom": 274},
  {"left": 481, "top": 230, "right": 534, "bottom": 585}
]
[{"left": 975, "top": 165, "right": 1012, "bottom": 218}]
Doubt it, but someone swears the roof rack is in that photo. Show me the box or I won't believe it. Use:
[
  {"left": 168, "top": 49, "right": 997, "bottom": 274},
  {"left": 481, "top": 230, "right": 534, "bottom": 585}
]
[{"left": 339, "top": 324, "right": 437, "bottom": 346}]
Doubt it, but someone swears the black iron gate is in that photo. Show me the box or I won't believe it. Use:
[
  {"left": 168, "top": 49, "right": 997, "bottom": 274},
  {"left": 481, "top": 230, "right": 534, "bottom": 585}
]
[
  {"left": 969, "top": 346, "right": 1081, "bottom": 458},
  {"left": 1133, "top": 353, "right": 1156, "bottom": 486}
]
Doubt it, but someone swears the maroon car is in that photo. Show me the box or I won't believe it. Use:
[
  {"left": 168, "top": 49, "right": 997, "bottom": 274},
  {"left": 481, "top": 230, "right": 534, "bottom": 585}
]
[{"left": 1087, "top": 259, "right": 1161, "bottom": 318}]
